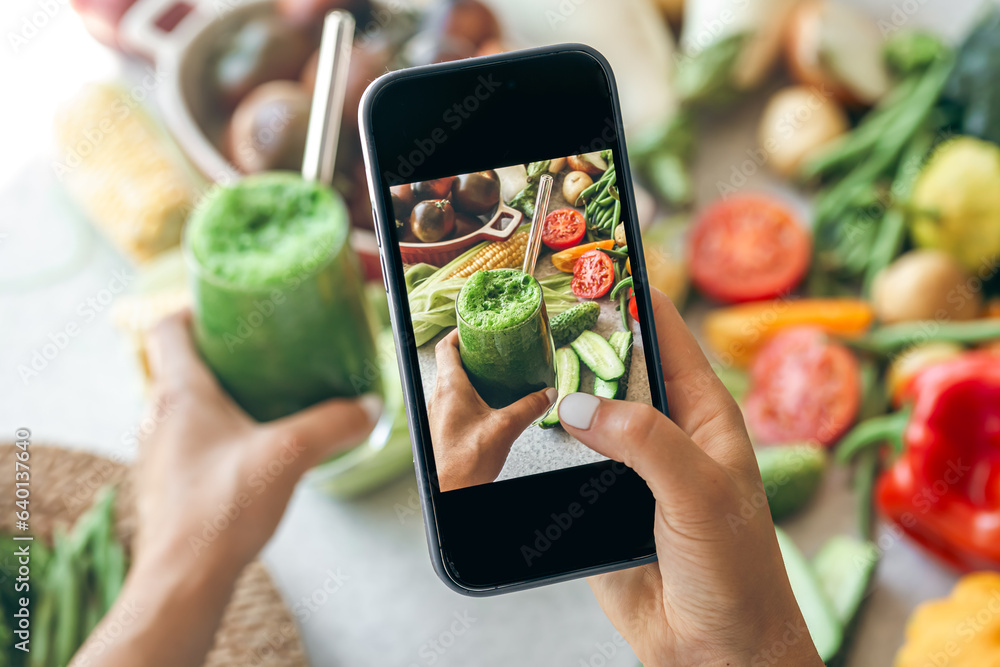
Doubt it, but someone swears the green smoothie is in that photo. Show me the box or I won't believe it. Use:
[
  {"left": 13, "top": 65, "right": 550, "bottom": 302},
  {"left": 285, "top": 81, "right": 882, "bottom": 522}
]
[
  {"left": 186, "top": 172, "right": 379, "bottom": 421},
  {"left": 456, "top": 269, "right": 555, "bottom": 408}
]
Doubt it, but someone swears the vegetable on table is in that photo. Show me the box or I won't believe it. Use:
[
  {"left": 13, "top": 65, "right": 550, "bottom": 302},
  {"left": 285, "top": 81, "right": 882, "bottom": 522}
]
[
  {"left": 594, "top": 331, "right": 633, "bottom": 400},
  {"left": 541, "top": 208, "right": 586, "bottom": 251},
  {"left": 754, "top": 444, "right": 826, "bottom": 521},
  {"left": 784, "top": 0, "right": 891, "bottom": 105},
  {"left": 702, "top": 298, "right": 874, "bottom": 367},
  {"left": 675, "top": 0, "right": 796, "bottom": 104},
  {"left": 909, "top": 136, "right": 1000, "bottom": 272},
  {"left": 895, "top": 572, "right": 1000, "bottom": 667},
  {"left": 846, "top": 318, "right": 1000, "bottom": 356},
  {"left": 570, "top": 331, "right": 625, "bottom": 382},
  {"left": 571, "top": 249, "right": 616, "bottom": 299},
  {"left": 53, "top": 83, "right": 201, "bottom": 264},
  {"left": 843, "top": 352, "right": 1000, "bottom": 570},
  {"left": 775, "top": 527, "right": 844, "bottom": 663},
  {"left": 508, "top": 160, "right": 550, "bottom": 218},
  {"left": 562, "top": 171, "right": 593, "bottom": 206},
  {"left": 744, "top": 327, "right": 861, "bottom": 446},
  {"left": 441, "top": 227, "right": 530, "bottom": 280},
  {"left": 885, "top": 341, "right": 962, "bottom": 407},
  {"left": 688, "top": 195, "right": 811, "bottom": 304},
  {"left": 577, "top": 164, "right": 619, "bottom": 235},
  {"left": 550, "top": 301, "right": 600, "bottom": 348},
  {"left": 811, "top": 536, "right": 879, "bottom": 627},
  {"left": 566, "top": 152, "right": 607, "bottom": 175},
  {"left": 641, "top": 216, "right": 690, "bottom": 306},
  {"left": 629, "top": 112, "right": 696, "bottom": 207},
  {"left": 940, "top": 7, "right": 1000, "bottom": 145},
  {"left": 871, "top": 249, "right": 982, "bottom": 323},
  {"left": 757, "top": 85, "right": 849, "bottom": 177},
  {"left": 551, "top": 240, "right": 614, "bottom": 273},
  {"left": 539, "top": 346, "right": 580, "bottom": 429}
]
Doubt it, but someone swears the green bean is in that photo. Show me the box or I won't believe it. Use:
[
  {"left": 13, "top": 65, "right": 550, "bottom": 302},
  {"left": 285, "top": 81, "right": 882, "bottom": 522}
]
[
  {"left": 611, "top": 198, "right": 621, "bottom": 235},
  {"left": 846, "top": 319, "right": 1000, "bottom": 355},
  {"left": 855, "top": 449, "right": 879, "bottom": 541}
]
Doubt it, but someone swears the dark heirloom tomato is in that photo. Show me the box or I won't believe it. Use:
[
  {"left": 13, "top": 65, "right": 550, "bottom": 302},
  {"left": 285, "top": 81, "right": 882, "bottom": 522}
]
[
  {"left": 689, "top": 195, "right": 811, "bottom": 303},
  {"left": 390, "top": 184, "right": 416, "bottom": 219},
  {"left": 744, "top": 327, "right": 860, "bottom": 446},
  {"left": 412, "top": 177, "right": 455, "bottom": 201},
  {"left": 542, "top": 209, "right": 586, "bottom": 250},
  {"left": 410, "top": 199, "right": 456, "bottom": 242},
  {"left": 452, "top": 171, "right": 500, "bottom": 215},
  {"left": 571, "top": 249, "right": 615, "bottom": 299}
]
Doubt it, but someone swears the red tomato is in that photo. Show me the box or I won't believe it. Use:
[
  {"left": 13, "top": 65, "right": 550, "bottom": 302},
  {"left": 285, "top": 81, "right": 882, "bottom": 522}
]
[
  {"left": 744, "top": 327, "right": 861, "bottom": 446},
  {"left": 571, "top": 250, "right": 615, "bottom": 299},
  {"left": 542, "top": 208, "right": 586, "bottom": 250},
  {"left": 689, "top": 195, "right": 811, "bottom": 303},
  {"left": 628, "top": 294, "right": 638, "bottom": 321}
]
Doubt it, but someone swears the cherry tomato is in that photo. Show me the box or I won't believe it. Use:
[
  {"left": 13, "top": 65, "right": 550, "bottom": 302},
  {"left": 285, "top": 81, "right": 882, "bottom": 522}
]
[
  {"left": 744, "top": 327, "right": 861, "bottom": 446},
  {"left": 542, "top": 208, "right": 586, "bottom": 250},
  {"left": 628, "top": 294, "right": 638, "bottom": 321},
  {"left": 689, "top": 195, "right": 811, "bottom": 303},
  {"left": 571, "top": 249, "right": 615, "bottom": 299}
]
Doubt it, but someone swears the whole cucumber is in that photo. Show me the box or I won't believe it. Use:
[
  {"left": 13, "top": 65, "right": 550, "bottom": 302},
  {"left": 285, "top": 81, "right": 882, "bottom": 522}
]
[{"left": 756, "top": 445, "right": 826, "bottom": 521}]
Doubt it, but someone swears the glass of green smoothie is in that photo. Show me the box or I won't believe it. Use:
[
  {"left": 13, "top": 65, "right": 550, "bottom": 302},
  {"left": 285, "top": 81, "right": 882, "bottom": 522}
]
[
  {"left": 185, "top": 172, "right": 380, "bottom": 421},
  {"left": 455, "top": 268, "right": 555, "bottom": 409}
]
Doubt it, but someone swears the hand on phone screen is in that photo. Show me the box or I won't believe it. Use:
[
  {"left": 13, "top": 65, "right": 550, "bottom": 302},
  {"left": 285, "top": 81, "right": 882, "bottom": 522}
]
[
  {"left": 558, "top": 290, "right": 824, "bottom": 667},
  {"left": 429, "top": 329, "right": 557, "bottom": 491}
]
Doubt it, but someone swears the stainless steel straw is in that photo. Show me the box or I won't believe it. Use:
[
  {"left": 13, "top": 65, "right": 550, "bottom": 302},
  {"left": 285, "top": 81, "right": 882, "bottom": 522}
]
[
  {"left": 302, "top": 10, "right": 355, "bottom": 183},
  {"left": 521, "top": 174, "right": 554, "bottom": 276}
]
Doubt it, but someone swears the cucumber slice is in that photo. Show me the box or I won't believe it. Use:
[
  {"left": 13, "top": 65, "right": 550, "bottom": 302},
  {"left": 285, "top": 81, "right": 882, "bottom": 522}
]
[
  {"left": 775, "top": 527, "right": 844, "bottom": 663},
  {"left": 570, "top": 331, "right": 625, "bottom": 381},
  {"left": 812, "top": 536, "right": 879, "bottom": 626},
  {"left": 755, "top": 445, "right": 826, "bottom": 521},
  {"left": 539, "top": 347, "right": 581, "bottom": 428},
  {"left": 594, "top": 331, "right": 633, "bottom": 399}
]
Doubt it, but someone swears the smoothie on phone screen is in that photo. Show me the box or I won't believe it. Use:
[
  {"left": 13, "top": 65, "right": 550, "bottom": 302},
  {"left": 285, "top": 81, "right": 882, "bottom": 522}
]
[
  {"left": 185, "top": 172, "right": 380, "bottom": 422},
  {"left": 456, "top": 268, "right": 555, "bottom": 408}
]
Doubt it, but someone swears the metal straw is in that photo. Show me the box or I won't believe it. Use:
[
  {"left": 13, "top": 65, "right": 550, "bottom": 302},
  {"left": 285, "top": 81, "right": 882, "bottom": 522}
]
[
  {"left": 521, "top": 174, "right": 553, "bottom": 276},
  {"left": 302, "top": 10, "right": 355, "bottom": 183}
]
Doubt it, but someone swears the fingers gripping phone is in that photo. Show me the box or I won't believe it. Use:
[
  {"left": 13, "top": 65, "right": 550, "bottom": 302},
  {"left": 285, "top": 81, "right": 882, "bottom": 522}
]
[{"left": 360, "top": 45, "right": 667, "bottom": 595}]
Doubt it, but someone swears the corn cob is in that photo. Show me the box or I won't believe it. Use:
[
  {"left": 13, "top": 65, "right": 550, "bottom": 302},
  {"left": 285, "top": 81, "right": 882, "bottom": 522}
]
[
  {"left": 53, "top": 83, "right": 202, "bottom": 264},
  {"left": 442, "top": 229, "right": 529, "bottom": 279}
]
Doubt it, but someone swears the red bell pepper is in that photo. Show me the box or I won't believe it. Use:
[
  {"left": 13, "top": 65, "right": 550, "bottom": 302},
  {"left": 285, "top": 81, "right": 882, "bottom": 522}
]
[{"left": 842, "top": 352, "right": 1000, "bottom": 570}]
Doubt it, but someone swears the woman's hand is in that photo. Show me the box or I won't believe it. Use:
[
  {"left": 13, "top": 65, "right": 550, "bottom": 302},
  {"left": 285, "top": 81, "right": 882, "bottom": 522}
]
[
  {"left": 72, "top": 311, "right": 380, "bottom": 667},
  {"left": 558, "top": 290, "right": 824, "bottom": 667},
  {"left": 429, "top": 329, "right": 556, "bottom": 491}
]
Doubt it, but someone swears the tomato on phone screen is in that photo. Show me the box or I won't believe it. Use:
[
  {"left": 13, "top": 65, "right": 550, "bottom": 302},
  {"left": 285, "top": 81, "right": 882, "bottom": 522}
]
[
  {"left": 689, "top": 195, "right": 810, "bottom": 303},
  {"left": 744, "top": 327, "right": 861, "bottom": 446},
  {"left": 542, "top": 208, "right": 586, "bottom": 250},
  {"left": 571, "top": 249, "right": 615, "bottom": 298}
]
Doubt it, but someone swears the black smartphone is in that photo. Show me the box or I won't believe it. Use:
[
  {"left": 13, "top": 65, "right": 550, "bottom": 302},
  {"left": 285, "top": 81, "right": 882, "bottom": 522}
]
[{"left": 360, "top": 44, "right": 667, "bottom": 595}]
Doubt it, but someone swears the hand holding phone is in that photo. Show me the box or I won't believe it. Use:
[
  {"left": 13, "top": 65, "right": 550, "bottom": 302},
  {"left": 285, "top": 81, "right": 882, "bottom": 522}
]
[{"left": 561, "top": 289, "right": 825, "bottom": 667}]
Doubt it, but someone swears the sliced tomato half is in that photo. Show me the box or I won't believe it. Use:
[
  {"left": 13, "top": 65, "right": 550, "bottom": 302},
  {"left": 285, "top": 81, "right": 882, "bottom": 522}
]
[
  {"left": 744, "top": 327, "right": 861, "bottom": 446},
  {"left": 542, "top": 208, "right": 587, "bottom": 250},
  {"left": 571, "top": 249, "right": 615, "bottom": 299},
  {"left": 689, "top": 195, "right": 811, "bottom": 303}
]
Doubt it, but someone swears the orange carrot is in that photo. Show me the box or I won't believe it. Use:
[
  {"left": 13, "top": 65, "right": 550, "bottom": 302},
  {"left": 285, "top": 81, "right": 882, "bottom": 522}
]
[{"left": 704, "top": 298, "right": 874, "bottom": 367}]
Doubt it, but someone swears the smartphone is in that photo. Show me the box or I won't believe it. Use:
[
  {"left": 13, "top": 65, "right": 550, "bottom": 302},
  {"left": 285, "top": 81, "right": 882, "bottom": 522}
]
[{"left": 360, "top": 45, "right": 667, "bottom": 595}]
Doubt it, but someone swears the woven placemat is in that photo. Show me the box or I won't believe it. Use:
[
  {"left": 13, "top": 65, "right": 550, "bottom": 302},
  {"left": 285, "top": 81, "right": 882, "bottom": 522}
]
[{"left": 0, "top": 444, "right": 307, "bottom": 666}]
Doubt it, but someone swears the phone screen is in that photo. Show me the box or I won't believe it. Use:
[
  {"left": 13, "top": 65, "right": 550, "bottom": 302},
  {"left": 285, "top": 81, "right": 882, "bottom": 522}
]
[
  {"left": 390, "top": 151, "right": 654, "bottom": 492},
  {"left": 362, "top": 46, "right": 662, "bottom": 592}
]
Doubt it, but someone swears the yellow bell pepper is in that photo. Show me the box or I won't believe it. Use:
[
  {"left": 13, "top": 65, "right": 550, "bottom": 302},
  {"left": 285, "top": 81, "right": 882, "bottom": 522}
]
[{"left": 895, "top": 572, "right": 1000, "bottom": 667}]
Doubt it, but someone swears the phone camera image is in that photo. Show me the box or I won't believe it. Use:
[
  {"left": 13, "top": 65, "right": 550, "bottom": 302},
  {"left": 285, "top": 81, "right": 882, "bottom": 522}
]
[{"left": 393, "top": 151, "right": 653, "bottom": 491}]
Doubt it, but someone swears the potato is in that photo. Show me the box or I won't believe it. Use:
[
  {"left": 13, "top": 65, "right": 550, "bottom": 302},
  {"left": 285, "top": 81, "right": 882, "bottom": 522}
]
[
  {"left": 872, "top": 250, "right": 983, "bottom": 324},
  {"left": 758, "top": 85, "right": 848, "bottom": 177},
  {"left": 562, "top": 171, "right": 592, "bottom": 207}
]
